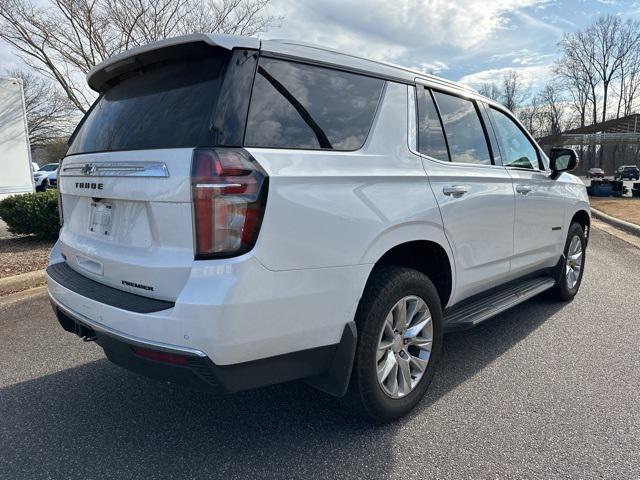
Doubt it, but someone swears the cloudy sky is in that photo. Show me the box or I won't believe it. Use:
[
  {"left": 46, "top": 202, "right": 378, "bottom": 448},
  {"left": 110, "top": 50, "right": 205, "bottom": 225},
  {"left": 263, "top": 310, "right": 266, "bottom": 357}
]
[
  {"left": 261, "top": 0, "right": 640, "bottom": 91},
  {"left": 0, "top": 0, "right": 638, "bottom": 92}
]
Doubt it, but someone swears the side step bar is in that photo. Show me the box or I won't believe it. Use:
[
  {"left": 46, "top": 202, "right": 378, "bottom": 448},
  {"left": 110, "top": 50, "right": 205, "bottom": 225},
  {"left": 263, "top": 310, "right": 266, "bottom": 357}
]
[{"left": 443, "top": 276, "right": 556, "bottom": 332}]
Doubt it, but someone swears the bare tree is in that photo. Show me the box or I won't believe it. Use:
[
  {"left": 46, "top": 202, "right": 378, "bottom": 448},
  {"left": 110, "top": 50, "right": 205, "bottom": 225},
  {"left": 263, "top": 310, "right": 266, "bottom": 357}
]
[
  {"left": 539, "top": 83, "right": 565, "bottom": 136},
  {"left": 478, "top": 82, "right": 501, "bottom": 102},
  {"left": 6, "top": 69, "right": 76, "bottom": 147},
  {"left": 558, "top": 28, "right": 601, "bottom": 124},
  {"left": 0, "top": 0, "right": 279, "bottom": 113},
  {"left": 517, "top": 93, "right": 544, "bottom": 138},
  {"left": 555, "top": 52, "right": 594, "bottom": 128},
  {"left": 615, "top": 30, "right": 640, "bottom": 118},
  {"left": 501, "top": 70, "right": 529, "bottom": 113},
  {"left": 590, "top": 16, "right": 640, "bottom": 122},
  {"left": 557, "top": 15, "right": 640, "bottom": 125}
]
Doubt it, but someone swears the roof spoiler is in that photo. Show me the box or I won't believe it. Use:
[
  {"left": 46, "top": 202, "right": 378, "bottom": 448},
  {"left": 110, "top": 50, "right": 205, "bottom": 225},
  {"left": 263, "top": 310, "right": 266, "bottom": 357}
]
[{"left": 86, "top": 33, "right": 260, "bottom": 92}]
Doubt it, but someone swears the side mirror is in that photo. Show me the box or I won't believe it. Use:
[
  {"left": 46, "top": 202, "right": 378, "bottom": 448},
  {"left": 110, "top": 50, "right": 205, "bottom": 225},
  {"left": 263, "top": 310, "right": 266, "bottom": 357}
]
[{"left": 550, "top": 148, "right": 578, "bottom": 174}]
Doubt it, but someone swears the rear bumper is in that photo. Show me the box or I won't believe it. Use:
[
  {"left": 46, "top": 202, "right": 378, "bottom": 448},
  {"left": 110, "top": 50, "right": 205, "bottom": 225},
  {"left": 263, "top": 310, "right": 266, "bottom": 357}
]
[
  {"left": 47, "top": 241, "right": 368, "bottom": 365},
  {"left": 46, "top": 240, "right": 365, "bottom": 395},
  {"left": 50, "top": 297, "right": 356, "bottom": 395}
]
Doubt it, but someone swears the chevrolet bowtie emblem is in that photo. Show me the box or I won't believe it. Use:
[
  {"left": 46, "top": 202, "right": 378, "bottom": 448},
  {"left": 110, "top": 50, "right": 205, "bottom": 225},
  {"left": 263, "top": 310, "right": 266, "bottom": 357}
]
[{"left": 81, "top": 163, "right": 97, "bottom": 175}]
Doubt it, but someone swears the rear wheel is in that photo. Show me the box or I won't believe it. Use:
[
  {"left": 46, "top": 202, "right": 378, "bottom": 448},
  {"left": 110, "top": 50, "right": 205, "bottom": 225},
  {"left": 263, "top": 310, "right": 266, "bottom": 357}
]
[
  {"left": 550, "top": 222, "right": 586, "bottom": 301},
  {"left": 349, "top": 266, "right": 443, "bottom": 422}
]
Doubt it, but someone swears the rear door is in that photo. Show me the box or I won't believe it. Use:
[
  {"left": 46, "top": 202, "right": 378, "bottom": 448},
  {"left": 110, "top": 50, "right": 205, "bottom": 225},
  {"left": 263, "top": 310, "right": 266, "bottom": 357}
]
[
  {"left": 58, "top": 45, "right": 256, "bottom": 301},
  {"left": 486, "top": 106, "right": 566, "bottom": 274},
  {"left": 416, "top": 86, "right": 515, "bottom": 302}
]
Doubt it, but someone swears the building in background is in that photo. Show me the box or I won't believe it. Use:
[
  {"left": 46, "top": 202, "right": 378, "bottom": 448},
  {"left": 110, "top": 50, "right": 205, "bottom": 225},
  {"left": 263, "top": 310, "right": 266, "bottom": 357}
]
[
  {"left": 538, "top": 114, "right": 640, "bottom": 177},
  {"left": 0, "top": 77, "right": 34, "bottom": 200}
]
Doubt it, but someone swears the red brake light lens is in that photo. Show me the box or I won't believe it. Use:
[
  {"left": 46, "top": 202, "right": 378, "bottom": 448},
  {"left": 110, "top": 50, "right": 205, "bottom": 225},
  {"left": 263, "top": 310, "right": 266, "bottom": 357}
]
[
  {"left": 57, "top": 159, "right": 64, "bottom": 226},
  {"left": 191, "top": 148, "right": 268, "bottom": 259}
]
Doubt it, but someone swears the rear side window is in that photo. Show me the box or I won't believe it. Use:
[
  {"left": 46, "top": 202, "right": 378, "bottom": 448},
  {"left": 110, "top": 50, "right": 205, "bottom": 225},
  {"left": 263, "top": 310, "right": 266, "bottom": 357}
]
[
  {"left": 489, "top": 107, "right": 539, "bottom": 170},
  {"left": 432, "top": 91, "right": 492, "bottom": 165},
  {"left": 416, "top": 87, "right": 449, "bottom": 161},
  {"left": 245, "top": 58, "right": 384, "bottom": 150},
  {"left": 68, "top": 53, "right": 228, "bottom": 155}
]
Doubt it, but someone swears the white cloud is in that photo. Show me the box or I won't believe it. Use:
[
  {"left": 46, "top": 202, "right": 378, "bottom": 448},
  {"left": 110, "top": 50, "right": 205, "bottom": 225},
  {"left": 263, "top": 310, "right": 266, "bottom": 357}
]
[
  {"left": 458, "top": 64, "right": 554, "bottom": 90},
  {"left": 412, "top": 61, "right": 450, "bottom": 74},
  {"left": 490, "top": 48, "right": 555, "bottom": 65},
  {"left": 265, "top": 0, "right": 551, "bottom": 62}
]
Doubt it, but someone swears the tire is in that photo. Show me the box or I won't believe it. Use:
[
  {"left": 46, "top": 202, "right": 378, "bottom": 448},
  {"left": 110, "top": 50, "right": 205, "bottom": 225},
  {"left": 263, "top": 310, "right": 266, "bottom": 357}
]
[
  {"left": 549, "top": 222, "right": 586, "bottom": 301},
  {"left": 348, "top": 266, "right": 443, "bottom": 422},
  {"left": 40, "top": 180, "right": 48, "bottom": 191}
]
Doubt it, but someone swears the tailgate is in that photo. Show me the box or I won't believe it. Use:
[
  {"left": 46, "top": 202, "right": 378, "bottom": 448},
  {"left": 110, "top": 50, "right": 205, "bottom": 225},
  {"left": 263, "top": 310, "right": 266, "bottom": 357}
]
[{"left": 58, "top": 149, "right": 194, "bottom": 301}]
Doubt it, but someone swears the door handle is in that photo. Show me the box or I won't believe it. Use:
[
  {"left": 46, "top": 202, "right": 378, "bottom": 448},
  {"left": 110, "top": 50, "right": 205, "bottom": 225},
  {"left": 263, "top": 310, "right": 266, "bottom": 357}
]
[
  {"left": 515, "top": 184, "right": 532, "bottom": 194},
  {"left": 443, "top": 185, "right": 468, "bottom": 197}
]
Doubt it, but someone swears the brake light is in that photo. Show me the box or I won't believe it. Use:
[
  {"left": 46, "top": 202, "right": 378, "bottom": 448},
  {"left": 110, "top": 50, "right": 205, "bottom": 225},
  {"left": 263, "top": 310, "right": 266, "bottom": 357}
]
[
  {"left": 57, "top": 160, "right": 64, "bottom": 226},
  {"left": 191, "top": 148, "right": 268, "bottom": 259}
]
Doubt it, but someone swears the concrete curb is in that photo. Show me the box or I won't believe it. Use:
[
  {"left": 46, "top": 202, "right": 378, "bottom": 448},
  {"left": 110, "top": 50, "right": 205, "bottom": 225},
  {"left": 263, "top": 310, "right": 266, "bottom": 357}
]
[
  {"left": 0, "top": 270, "right": 46, "bottom": 297},
  {"left": 0, "top": 285, "right": 47, "bottom": 307},
  {"left": 591, "top": 207, "right": 640, "bottom": 237}
]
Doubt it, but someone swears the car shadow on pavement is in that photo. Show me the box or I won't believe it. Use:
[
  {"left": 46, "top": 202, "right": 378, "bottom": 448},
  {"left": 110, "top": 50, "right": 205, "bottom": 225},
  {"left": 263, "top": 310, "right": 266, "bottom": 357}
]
[{"left": 0, "top": 297, "right": 565, "bottom": 480}]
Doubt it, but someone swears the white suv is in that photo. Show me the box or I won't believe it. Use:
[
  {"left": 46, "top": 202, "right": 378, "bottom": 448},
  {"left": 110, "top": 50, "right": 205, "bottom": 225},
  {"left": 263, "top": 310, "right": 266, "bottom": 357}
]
[
  {"left": 47, "top": 34, "right": 589, "bottom": 421},
  {"left": 33, "top": 163, "right": 59, "bottom": 191}
]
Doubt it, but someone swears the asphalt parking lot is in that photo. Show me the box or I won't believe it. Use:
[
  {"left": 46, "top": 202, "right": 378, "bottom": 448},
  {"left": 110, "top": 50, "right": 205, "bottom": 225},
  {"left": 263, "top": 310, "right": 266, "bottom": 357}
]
[{"left": 1, "top": 227, "right": 639, "bottom": 479}]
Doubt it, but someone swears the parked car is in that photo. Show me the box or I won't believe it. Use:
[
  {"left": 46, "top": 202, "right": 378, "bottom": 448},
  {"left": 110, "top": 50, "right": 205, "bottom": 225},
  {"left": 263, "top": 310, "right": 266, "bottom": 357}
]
[
  {"left": 615, "top": 165, "right": 640, "bottom": 180},
  {"left": 33, "top": 163, "right": 59, "bottom": 191},
  {"left": 47, "top": 34, "right": 590, "bottom": 421},
  {"left": 587, "top": 167, "right": 605, "bottom": 179}
]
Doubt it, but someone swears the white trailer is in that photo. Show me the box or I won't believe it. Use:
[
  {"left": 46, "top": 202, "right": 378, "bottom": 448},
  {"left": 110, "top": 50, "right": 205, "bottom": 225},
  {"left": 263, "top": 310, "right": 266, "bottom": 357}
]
[{"left": 0, "top": 77, "right": 34, "bottom": 200}]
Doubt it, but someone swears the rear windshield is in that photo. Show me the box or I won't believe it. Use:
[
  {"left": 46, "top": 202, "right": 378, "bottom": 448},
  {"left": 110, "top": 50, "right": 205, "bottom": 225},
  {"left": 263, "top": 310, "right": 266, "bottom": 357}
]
[{"left": 68, "top": 53, "right": 228, "bottom": 155}]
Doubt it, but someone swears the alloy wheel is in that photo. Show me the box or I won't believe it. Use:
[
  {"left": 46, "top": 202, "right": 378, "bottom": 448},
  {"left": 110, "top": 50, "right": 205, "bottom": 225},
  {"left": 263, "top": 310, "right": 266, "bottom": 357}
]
[
  {"left": 376, "top": 295, "right": 433, "bottom": 398},
  {"left": 565, "top": 235, "right": 583, "bottom": 289}
]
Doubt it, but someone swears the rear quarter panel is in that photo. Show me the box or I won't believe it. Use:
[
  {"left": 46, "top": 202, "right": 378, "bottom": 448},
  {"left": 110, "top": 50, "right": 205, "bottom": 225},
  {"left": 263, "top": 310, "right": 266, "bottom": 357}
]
[{"left": 246, "top": 81, "right": 452, "bottom": 279}]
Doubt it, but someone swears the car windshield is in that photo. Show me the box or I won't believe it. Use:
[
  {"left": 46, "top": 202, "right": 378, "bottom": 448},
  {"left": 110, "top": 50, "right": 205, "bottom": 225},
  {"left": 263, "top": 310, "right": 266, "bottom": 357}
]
[{"left": 38, "top": 164, "right": 58, "bottom": 172}]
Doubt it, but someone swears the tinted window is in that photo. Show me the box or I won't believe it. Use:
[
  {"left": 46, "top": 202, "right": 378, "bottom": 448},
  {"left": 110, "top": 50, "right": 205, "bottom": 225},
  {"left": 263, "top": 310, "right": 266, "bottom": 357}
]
[
  {"left": 432, "top": 92, "right": 491, "bottom": 165},
  {"left": 245, "top": 58, "right": 384, "bottom": 150},
  {"left": 68, "top": 53, "right": 228, "bottom": 154},
  {"left": 489, "top": 108, "right": 539, "bottom": 169},
  {"left": 416, "top": 88, "right": 449, "bottom": 161},
  {"left": 39, "top": 164, "right": 59, "bottom": 172}
]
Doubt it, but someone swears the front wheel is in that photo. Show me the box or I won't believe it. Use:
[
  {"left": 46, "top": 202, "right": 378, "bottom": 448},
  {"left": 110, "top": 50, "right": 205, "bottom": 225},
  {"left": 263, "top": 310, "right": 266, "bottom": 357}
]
[
  {"left": 550, "top": 222, "right": 586, "bottom": 301},
  {"left": 348, "top": 266, "right": 443, "bottom": 422}
]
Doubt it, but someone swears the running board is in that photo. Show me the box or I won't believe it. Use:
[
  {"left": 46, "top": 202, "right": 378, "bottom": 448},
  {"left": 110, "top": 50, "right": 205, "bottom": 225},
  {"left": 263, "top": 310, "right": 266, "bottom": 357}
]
[{"left": 443, "top": 276, "right": 556, "bottom": 332}]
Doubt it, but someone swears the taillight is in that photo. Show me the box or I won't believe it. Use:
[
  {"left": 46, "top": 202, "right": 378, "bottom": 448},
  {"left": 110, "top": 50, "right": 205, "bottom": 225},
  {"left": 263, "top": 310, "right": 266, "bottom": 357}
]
[
  {"left": 191, "top": 148, "right": 268, "bottom": 259},
  {"left": 57, "top": 160, "right": 64, "bottom": 226}
]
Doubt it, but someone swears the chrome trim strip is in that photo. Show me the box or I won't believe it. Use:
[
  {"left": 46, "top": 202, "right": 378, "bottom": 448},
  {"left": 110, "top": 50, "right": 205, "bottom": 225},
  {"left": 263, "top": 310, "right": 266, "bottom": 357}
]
[
  {"left": 61, "top": 162, "right": 169, "bottom": 178},
  {"left": 48, "top": 290, "right": 207, "bottom": 358}
]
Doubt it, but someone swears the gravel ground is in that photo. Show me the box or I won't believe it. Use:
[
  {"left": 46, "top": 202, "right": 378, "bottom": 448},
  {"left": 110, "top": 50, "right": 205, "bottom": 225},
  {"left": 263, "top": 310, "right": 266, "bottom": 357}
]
[
  {"left": 0, "top": 227, "right": 639, "bottom": 479},
  {"left": 0, "top": 235, "right": 54, "bottom": 278}
]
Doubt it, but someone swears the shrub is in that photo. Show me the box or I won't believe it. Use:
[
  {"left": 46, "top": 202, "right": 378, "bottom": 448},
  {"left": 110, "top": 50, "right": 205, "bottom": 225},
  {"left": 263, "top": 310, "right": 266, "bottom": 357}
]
[{"left": 0, "top": 189, "right": 60, "bottom": 239}]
